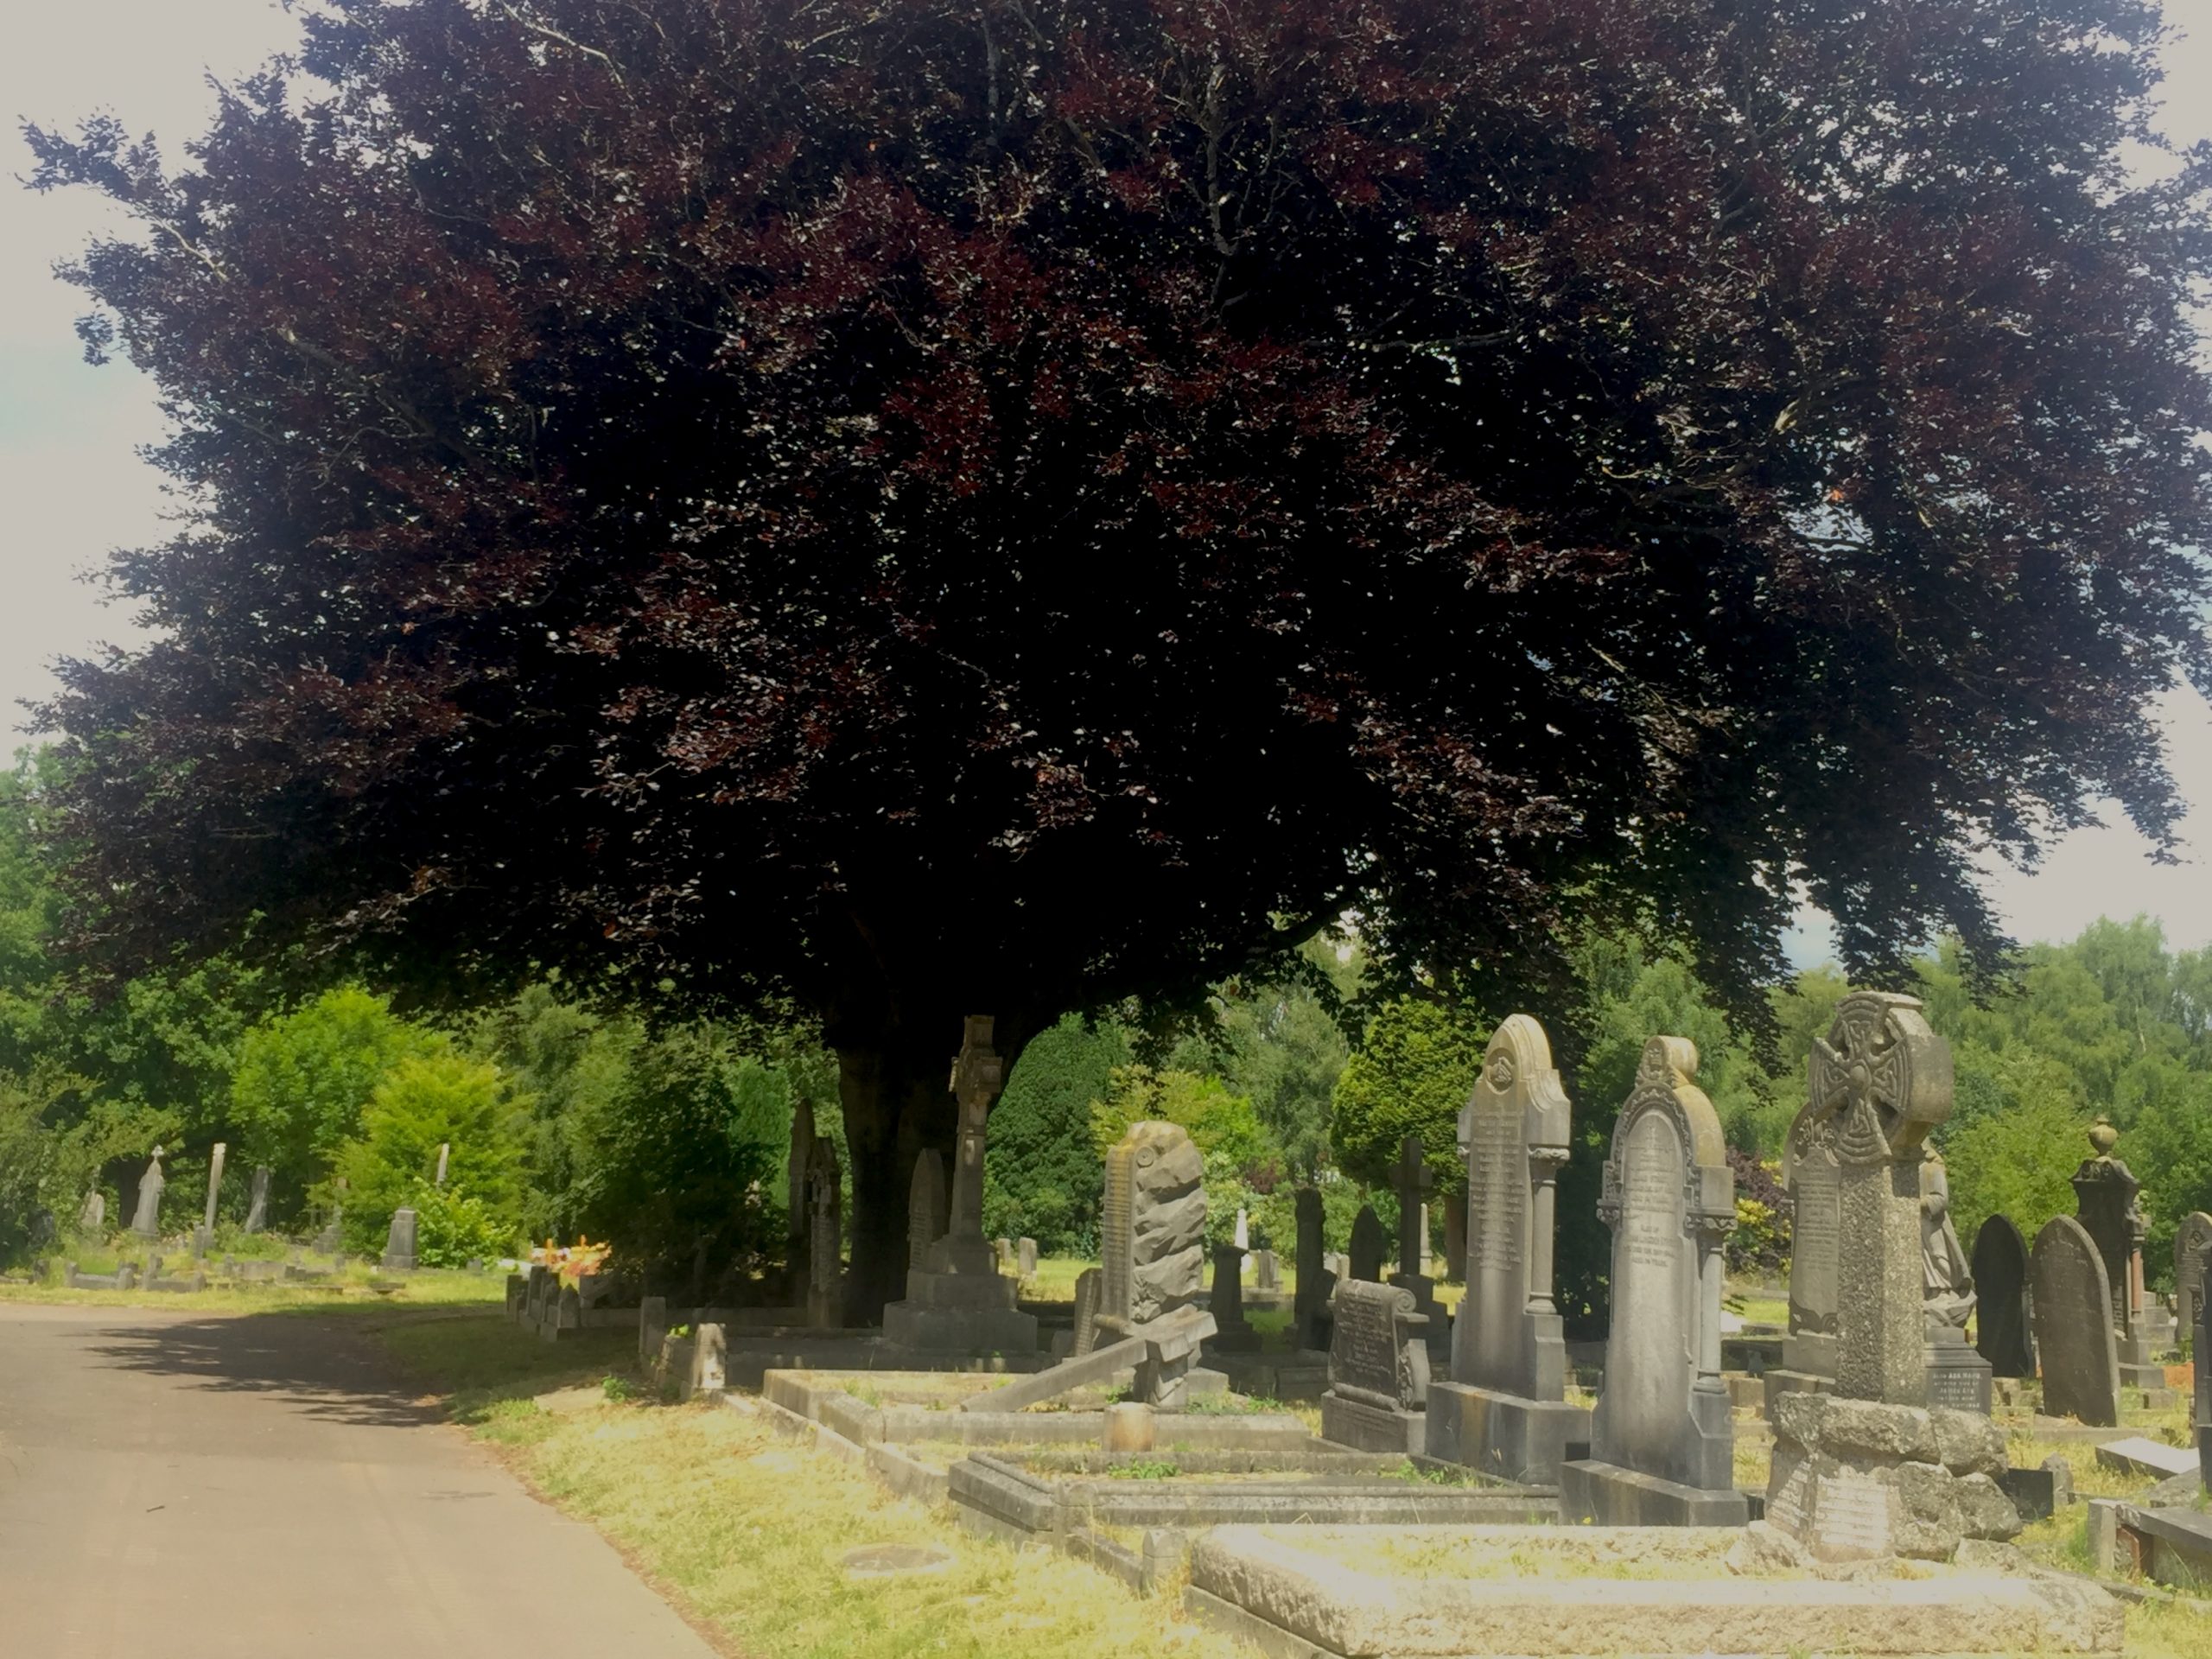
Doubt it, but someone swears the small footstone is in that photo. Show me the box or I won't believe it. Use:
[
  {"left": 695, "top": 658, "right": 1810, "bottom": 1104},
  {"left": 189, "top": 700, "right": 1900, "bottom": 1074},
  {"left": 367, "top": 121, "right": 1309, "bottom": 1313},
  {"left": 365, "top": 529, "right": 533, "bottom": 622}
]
[
  {"left": 841, "top": 1544, "right": 954, "bottom": 1580},
  {"left": 1104, "top": 1402, "right": 1158, "bottom": 1453}
]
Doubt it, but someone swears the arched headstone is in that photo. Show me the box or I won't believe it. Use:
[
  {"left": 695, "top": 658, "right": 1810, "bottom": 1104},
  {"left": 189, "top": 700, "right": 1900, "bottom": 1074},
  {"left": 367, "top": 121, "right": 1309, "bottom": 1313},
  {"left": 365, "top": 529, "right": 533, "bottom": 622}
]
[
  {"left": 1970, "top": 1215, "right": 2035, "bottom": 1378},
  {"left": 2031, "top": 1214, "right": 2119, "bottom": 1427}
]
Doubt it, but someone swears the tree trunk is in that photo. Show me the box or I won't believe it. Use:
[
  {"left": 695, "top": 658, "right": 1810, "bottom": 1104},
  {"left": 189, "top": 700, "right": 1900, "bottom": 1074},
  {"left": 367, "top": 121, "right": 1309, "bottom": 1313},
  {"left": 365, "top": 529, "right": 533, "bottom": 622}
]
[{"left": 836, "top": 1039, "right": 961, "bottom": 1324}]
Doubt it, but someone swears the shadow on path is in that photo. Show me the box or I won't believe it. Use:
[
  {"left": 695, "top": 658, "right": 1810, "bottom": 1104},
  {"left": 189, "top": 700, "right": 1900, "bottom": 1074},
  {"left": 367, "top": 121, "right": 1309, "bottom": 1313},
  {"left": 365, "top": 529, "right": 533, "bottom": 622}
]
[{"left": 83, "top": 1313, "right": 444, "bottom": 1432}]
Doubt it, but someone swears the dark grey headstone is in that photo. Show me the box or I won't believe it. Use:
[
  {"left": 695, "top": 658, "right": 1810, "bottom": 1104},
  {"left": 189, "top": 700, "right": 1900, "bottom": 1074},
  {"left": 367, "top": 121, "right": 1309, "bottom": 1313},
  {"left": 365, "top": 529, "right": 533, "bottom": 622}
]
[
  {"left": 2032, "top": 1214, "right": 2120, "bottom": 1427},
  {"left": 1347, "top": 1205, "right": 1387, "bottom": 1283},
  {"left": 1971, "top": 1214, "right": 2035, "bottom": 1377},
  {"left": 1292, "top": 1187, "right": 1331, "bottom": 1351},
  {"left": 2071, "top": 1122, "right": 2146, "bottom": 1354},
  {"left": 1328, "top": 1279, "right": 1429, "bottom": 1410},
  {"left": 906, "top": 1148, "right": 947, "bottom": 1275}
]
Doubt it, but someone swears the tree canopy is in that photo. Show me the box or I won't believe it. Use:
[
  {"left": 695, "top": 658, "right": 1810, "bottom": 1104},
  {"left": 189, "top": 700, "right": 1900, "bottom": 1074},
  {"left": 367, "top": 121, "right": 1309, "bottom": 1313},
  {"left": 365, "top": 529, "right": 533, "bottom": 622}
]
[{"left": 26, "top": 0, "right": 2212, "bottom": 1313}]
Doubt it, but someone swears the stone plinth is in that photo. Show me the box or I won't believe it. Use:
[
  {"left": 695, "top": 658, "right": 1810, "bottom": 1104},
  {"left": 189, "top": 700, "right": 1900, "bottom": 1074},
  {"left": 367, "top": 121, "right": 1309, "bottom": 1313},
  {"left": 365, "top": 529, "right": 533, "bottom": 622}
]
[
  {"left": 1425, "top": 1382, "right": 1588, "bottom": 1486},
  {"left": 1320, "top": 1280, "right": 1427, "bottom": 1455},
  {"left": 1559, "top": 1459, "right": 1750, "bottom": 1527},
  {"left": 882, "top": 1263, "right": 1038, "bottom": 1353},
  {"left": 1765, "top": 1393, "right": 2021, "bottom": 1563}
]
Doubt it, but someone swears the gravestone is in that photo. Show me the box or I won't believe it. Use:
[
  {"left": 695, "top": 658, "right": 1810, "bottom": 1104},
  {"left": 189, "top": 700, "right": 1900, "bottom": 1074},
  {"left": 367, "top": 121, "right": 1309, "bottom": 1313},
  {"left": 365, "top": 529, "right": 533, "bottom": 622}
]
[
  {"left": 1099, "top": 1120, "right": 1206, "bottom": 1326},
  {"left": 1292, "top": 1187, "right": 1333, "bottom": 1351},
  {"left": 1017, "top": 1236, "right": 1038, "bottom": 1277},
  {"left": 1207, "top": 1244, "right": 1259, "bottom": 1352},
  {"left": 787, "top": 1095, "right": 816, "bottom": 1259},
  {"left": 806, "top": 1135, "right": 842, "bottom": 1326},
  {"left": 995, "top": 1237, "right": 1015, "bottom": 1273},
  {"left": 2173, "top": 1211, "right": 2212, "bottom": 1342},
  {"left": 1970, "top": 1214, "right": 2036, "bottom": 1378},
  {"left": 1234, "top": 1208, "right": 1249, "bottom": 1250},
  {"left": 1419, "top": 1202, "right": 1433, "bottom": 1274},
  {"left": 434, "top": 1142, "right": 450, "bottom": 1187},
  {"left": 2071, "top": 1118, "right": 2163, "bottom": 1389},
  {"left": 1347, "top": 1205, "right": 1387, "bottom": 1283},
  {"left": 1253, "top": 1249, "right": 1280, "bottom": 1293},
  {"left": 1427, "top": 1014, "right": 1589, "bottom": 1484},
  {"left": 130, "top": 1147, "right": 166, "bottom": 1239},
  {"left": 2032, "top": 1214, "right": 2120, "bottom": 1427},
  {"left": 1387, "top": 1135, "right": 1446, "bottom": 1356},
  {"left": 243, "top": 1166, "right": 270, "bottom": 1236},
  {"left": 1321, "top": 1280, "right": 1430, "bottom": 1453},
  {"left": 1071, "top": 1267, "right": 1103, "bottom": 1357},
  {"left": 315, "top": 1177, "right": 346, "bottom": 1255},
  {"left": 77, "top": 1192, "right": 105, "bottom": 1234},
  {"left": 2196, "top": 1261, "right": 2210, "bottom": 1491},
  {"left": 881, "top": 1017, "right": 1038, "bottom": 1353},
  {"left": 381, "top": 1207, "right": 420, "bottom": 1272},
  {"left": 1324, "top": 1249, "right": 1350, "bottom": 1283},
  {"left": 1921, "top": 1147, "right": 1992, "bottom": 1414},
  {"left": 196, "top": 1141, "right": 226, "bottom": 1256},
  {"left": 1562, "top": 1037, "right": 1745, "bottom": 1527},
  {"left": 906, "top": 1148, "right": 947, "bottom": 1275},
  {"left": 1765, "top": 1090, "right": 1841, "bottom": 1414}
]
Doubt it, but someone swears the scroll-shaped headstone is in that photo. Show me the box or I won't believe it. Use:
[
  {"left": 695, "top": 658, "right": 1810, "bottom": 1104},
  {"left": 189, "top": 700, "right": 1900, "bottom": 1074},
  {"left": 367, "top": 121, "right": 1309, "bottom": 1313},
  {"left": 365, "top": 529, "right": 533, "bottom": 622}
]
[
  {"left": 1451, "top": 1014, "right": 1572, "bottom": 1399},
  {"left": 1347, "top": 1205, "right": 1387, "bottom": 1283},
  {"left": 906, "top": 1148, "right": 947, "bottom": 1275},
  {"left": 1102, "top": 1121, "right": 1205, "bottom": 1325},
  {"left": 2177, "top": 1211, "right": 2212, "bottom": 1338},
  {"left": 1970, "top": 1215, "right": 2035, "bottom": 1379},
  {"left": 1320, "top": 1280, "right": 1430, "bottom": 1452},
  {"left": 2032, "top": 1214, "right": 2120, "bottom": 1427},
  {"left": 1565, "top": 1038, "right": 1744, "bottom": 1524},
  {"left": 1807, "top": 992, "right": 1952, "bottom": 1404}
]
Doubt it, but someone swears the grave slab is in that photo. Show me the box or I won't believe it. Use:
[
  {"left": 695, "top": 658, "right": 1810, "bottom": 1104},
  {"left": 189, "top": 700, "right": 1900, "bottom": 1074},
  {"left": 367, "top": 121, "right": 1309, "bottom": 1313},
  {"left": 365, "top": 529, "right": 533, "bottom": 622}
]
[{"left": 2092, "top": 1435, "right": 2201, "bottom": 1482}]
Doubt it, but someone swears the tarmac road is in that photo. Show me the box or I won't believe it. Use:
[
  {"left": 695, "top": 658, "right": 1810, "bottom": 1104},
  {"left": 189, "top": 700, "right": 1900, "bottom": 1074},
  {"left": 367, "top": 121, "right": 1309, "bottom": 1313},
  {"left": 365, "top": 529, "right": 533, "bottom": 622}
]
[{"left": 0, "top": 1302, "right": 719, "bottom": 1658}]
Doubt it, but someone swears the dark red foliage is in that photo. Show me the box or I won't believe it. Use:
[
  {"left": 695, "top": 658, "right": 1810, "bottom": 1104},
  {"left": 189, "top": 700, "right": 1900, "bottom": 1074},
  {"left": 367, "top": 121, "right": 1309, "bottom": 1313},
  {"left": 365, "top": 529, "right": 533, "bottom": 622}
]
[{"left": 25, "top": 0, "right": 2212, "bottom": 1309}]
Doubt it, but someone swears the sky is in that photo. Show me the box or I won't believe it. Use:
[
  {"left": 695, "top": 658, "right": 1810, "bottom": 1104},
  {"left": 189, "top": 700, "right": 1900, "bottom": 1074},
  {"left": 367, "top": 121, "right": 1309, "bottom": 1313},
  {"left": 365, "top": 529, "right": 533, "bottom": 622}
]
[{"left": 3, "top": 1, "right": 2212, "bottom": 964}]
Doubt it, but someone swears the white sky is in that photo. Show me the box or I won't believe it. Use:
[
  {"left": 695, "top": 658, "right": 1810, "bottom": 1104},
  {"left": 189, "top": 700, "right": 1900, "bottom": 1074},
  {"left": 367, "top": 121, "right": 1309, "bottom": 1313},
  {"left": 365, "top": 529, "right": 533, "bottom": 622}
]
[{"left": 3, "top": 1, "right": 2212, "bottom": 962}]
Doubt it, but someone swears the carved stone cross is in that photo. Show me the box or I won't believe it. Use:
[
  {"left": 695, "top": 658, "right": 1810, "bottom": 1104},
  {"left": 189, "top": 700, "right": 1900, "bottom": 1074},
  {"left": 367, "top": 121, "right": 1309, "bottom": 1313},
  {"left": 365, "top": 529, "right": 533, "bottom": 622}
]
[
  {"left": 1391, "top": 1134, "right": 1433, "bottom": 1278},
  {"left": 945, "top": 1015, "right": 1004, "bottom": 1242}
]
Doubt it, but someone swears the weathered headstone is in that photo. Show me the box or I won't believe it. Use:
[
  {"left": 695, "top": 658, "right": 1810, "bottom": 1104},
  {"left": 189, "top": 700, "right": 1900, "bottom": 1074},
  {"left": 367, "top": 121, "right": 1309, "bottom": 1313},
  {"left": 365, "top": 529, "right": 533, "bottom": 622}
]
[
  {"left": 1766, "top": 1088, "right": 1842, "bottom": 1414},
  {"left": 1099, "top": 1120, "right": 1205, "bottom": 1325},
  {"left": 1970, "top": 1214, "right": 2036, "bottom": 1379},
  {"left": 315, "top": 1177, "right": 346, "bottom": 1255},
  {"left": 243, "top": 1166, "right": 270, "bottom": 1236},
  {"left": 994, "top": 1236, "right": 1015, "bottom": 1272},
  {"left": 1017, "top": 1236, "right": 1038, "bottom": 1277},
  {"left": 806, "top": 1136, "right": 842, "bottom": 1326},
  {"left": 1323, "top": 1249, "right": 1349, "bottom": 1284},
  {"left": 787, "top": 1095, "right": 816, "bottom": 1254},
  {"left": 880, "top": 1017, "right": 1038, "bottom": 1353},
  {"left": 381, "top": 1207, "right": 420, "bottom": 1272},
  {"left": 1921, "top": 1147, "right": 1992, "bottom": 1413},
  {"left": 1347, "top": 1205, "right": 1387, "bottom": 1283},
  {"left": 196, "top": 1141, "right": 226, "bottom": 1256},
  {"left": 2196, "top": 1258, "right": 2211, "bottom": 1492},
  {"left": 1563, "top": 1037, "right": 1745, "bottom": 1526},
  {"left": 1233, "top": 1208, "right": 1249, "bottom": 1250},
  {"left": 2173, "top": 1211, "right": 2212, "bottom": 1344},
  {"left": 1207, "top": 1243, "right": 1259, "bottom": 1352},
  {"left": 1428, "top": 1014, "right": 1589, "bottom": 1484},
  {"left": 130, "top": 1147, "right": 166, "bottom": 1240},
  {"left": 1071, "top": 1266, "right": 1103, "bottom": 1357},
  {"left": 906, "top": 1148, "right": 947, "bottom": 1275},
  {"left": 1292, "top": 1186, "right": 1333, "bottom": 1351},
  {"left": 1388, "top": 1134, "right": 1446, "bottom": 1354},
  {"left": 1321, "top": 1280, "right": 1430, "bottom": 1453},
  {"left": 2032, "top": 1214, "right": 2120, "bottom": 1427},
  {"left": 77, "top": 1191, "right": 105, "bottom": 1235},
  {"left": 2072, "top": 1118, "right": 2162, "bottom": 1389},
  {"left": 1253, "top": 1248, "right": 1280, "bottom": 1293}
]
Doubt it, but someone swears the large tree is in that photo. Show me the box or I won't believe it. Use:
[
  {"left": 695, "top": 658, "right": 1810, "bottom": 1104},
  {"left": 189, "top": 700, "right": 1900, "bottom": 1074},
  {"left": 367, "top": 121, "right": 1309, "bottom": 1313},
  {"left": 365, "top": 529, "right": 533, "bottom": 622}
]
[{"left": 27, "top": 0, "right": 2212, "bottom": 1314}]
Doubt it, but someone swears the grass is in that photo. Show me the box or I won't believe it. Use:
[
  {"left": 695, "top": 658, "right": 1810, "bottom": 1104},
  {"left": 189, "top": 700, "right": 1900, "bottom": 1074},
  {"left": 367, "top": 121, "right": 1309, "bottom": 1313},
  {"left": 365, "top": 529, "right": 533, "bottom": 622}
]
[
  {"left": 0, "top": 1255, "right": 512, "bottom": 1317},
  {"left": 372, "top": 1317, "right": 1243, "bottom": 1658}
]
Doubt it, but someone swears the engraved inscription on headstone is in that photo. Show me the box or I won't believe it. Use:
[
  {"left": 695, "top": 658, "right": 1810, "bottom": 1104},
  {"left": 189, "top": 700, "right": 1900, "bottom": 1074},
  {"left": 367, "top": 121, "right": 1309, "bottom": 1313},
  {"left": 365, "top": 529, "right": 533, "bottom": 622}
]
[{"left": 2032, "top": 1214, "right": 2120, "bottom": 1427}]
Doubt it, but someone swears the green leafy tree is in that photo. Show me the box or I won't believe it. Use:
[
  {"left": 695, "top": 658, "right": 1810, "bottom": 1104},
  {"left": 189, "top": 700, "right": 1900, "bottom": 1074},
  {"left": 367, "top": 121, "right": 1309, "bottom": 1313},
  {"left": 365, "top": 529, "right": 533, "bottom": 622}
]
[
  {"left": 403, "top": 1177, "right": 514, "bottom": 1267},
  {"left": 337, "top": 1053, "right": 524, "bottom": 1254},
  {"left": 1330, "top": 999, "right": 1487, "bottom": 1193},
  {"left": 233, "top": 986, "right": 446, "bottom": 1225},
  {"left": 982, "top": 1012, "right": 1129, "bottom": 1253}
]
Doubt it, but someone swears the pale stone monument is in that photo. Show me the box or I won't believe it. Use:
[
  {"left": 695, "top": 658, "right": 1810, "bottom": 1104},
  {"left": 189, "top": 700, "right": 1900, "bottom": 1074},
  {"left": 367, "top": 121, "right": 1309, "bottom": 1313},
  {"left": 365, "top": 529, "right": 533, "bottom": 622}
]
[
  {"left": 806, "top": 1136, "right": 842, "bottom": 1326},
  {"left": 1921, "top": 1147, "right": 1993, "bottom": 1413},
  {"left": 2033, "top": 1214, "right": 2120, "bottom": 1427},
  {"left": 2071, "top": 1119, "right": 2164, "bottom": 1390},
  {"left": 381, "top": 1207, "right": 419, "bottom": 1271},
  {"left": 77, "top": 1191, "right": 105, "bottom": 1234},
  {"left": 315, "top": 1177, "right": 346, "bottom": 1255},
  {"left": 906, "top": 1148, "right": 947, "bottom": 1275},
  {"left": 1562, "top": 1037, "right": 1745, "bottom": 1526},
  {"left": 1321, "top": 1279, "right": 1430, "bottom": 1453},
  {"left": 2177, "top": 1211, "right": 2212, "bottom": 1339},
  {"left": 435, "top": 1142, "right": 450, "bottom": 1187},
  {"left": 130, "top": 1147, "right": 166, "bottom": 1239},
  {"left": 1017, "top": 1236, "right": 1038, "bottom": 1277},
  {"left": 1253, "top": 1248, "right": 1280, "bottom": 1293},
  {"left": 1291, "top": 1186, "right": 1333, "bottom": 1351},
  {"left": 880, "top": 1017, "right": 1038, "bottom": 1352},
  {"left": 1970, "top": 1214, "right": 2035, "bottom": 1379},
  {"left": 1092, "top": 1120, "right": 1211, "bottom": 1407},
  {"left": 1206, "top": 1243, "right": 1259, "bottom": 1352},
  {"left": 1070, "top": 1266, "right": 1103, "bottom": 1356},
  {"left": 1427, "top": 1014, "right": 1588, "bottom": 1484},
  {"left": 243, "top": 1166, "right": 271, "bottom": 1236},
  {"left": 195, "top": 1141, "right": 226, "bottom": 1256},
  {"left": 1233, "top": 1208, "right": 1249, "bottom": 1250},
  {"left": 1347, "top": 1204, "right": 1386, "bottom": 1282}
]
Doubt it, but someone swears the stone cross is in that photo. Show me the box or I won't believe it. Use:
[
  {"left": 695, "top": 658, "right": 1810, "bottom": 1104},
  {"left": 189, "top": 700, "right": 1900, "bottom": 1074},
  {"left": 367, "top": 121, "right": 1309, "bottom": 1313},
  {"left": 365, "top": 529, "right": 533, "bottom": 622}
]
[
  {"left": 906, "top": 1148, "right": 947, "bottom": 1275},
  {"left": 131, "top": 1147, "right": 167, "bottom": 1240},
  {"left": 435, "top": 1143, "right": 450, "bottom": 1187},
  {"left": 1452, "top": 1014, "right": 1573, "bottom": 1400},
  {"left": 1390, "top": 1135, "right": 1433, "bottom": 1279},
  {"left": 945, "top": 1016, "right": 1004, "bottom": 1243},
  {"left": 244, "top": 1167, "right": 270, "bottom": 1236},
  {"left": 1804, "top": 991, "right": 1952, "bottom": 1404},
  {"left": 1576, "top": 1038, "right": 1739, "bottom": 1514}
]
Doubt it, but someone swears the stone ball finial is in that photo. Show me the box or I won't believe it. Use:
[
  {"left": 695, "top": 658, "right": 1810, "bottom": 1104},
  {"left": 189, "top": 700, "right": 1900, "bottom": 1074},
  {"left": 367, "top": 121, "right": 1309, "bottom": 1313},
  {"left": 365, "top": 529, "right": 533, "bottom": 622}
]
[{"left": 2088, "top": 1116, "right": 2119, "bottom": 1156}]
